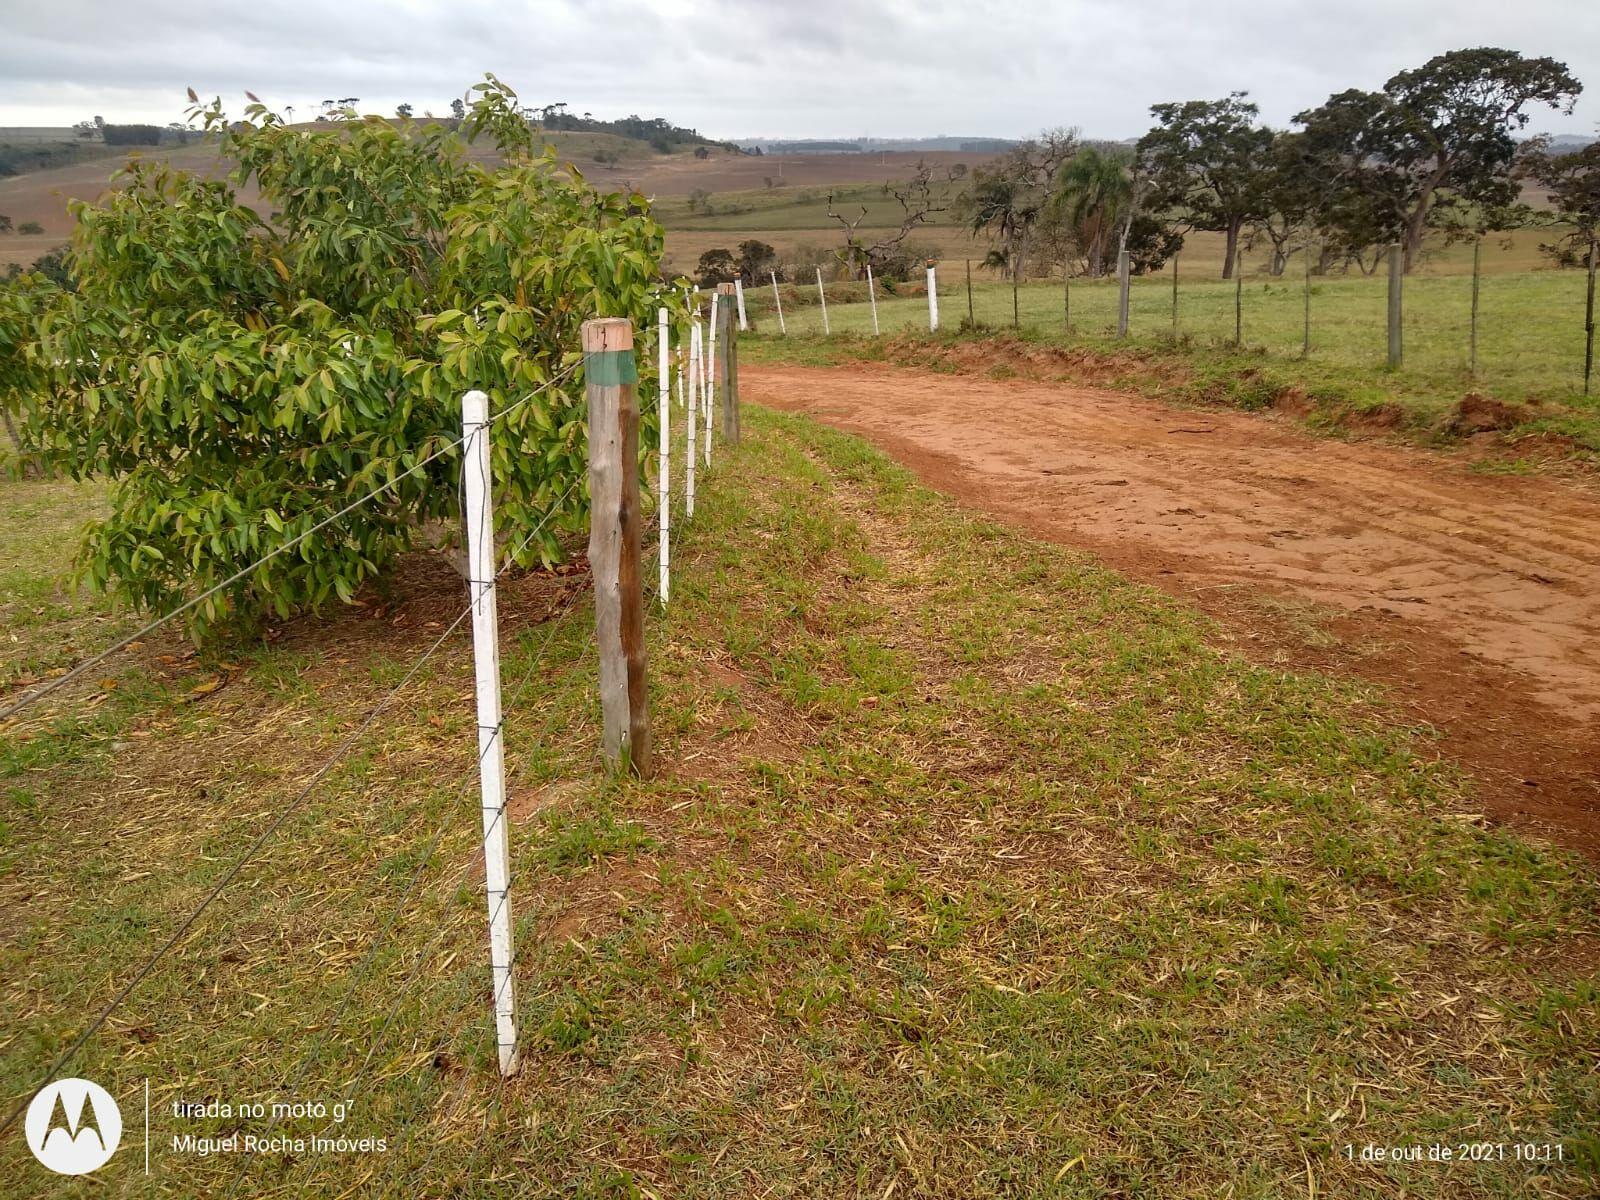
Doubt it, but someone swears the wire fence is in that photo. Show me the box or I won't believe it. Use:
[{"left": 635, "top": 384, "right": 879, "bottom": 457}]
[
  {"left": 2, "top": 292, "right": 742, "bottom": 1188},
  {"left": 739, "top": 255, "right": 1599, "bottom": 398}
]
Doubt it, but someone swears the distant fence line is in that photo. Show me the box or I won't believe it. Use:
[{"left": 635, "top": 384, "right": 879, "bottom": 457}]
[{"left": 736, "top": 242, "right": 1597, "bottom": 396}]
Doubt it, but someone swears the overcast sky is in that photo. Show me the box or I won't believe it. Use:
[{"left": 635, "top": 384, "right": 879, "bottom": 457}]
[{"left": 3, "top": 0, "right": 1597, "bottom": 140}]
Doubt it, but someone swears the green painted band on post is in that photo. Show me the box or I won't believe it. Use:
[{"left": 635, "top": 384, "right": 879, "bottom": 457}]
[{"left": 584, "top": 348, "right": 638, "bottom": 386}]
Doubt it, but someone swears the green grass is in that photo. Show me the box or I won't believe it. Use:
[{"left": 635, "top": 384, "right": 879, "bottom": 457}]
[
  {"left": 656, "top": 180, "right": 968, "bottom": 232},
  {"left": 739, "top": 271, "right": 1600, "bottom": 455},
  {"left": 0, "top": 475, "right": 126, "bottom": 693},
  {"left": 2, "top": 412, "right": 1598, "bottom": 1196}
]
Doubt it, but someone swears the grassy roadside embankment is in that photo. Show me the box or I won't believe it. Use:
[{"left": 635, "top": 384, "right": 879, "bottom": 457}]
[
  {"left": 737, "top": 273, "right": 1600, "bottom": 467},
  {"left": 2, "top": 407, "right": 1597, "bottom": 1196}
]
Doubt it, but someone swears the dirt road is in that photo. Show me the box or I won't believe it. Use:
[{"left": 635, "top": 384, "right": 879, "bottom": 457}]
[{"left": 750, "top": 363, "right": 1600, "bottom": 856}]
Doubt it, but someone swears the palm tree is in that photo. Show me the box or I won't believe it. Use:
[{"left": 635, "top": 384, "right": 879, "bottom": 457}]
[{"left": 1052, "top": 146, "right": 1134, "bottom": 277}]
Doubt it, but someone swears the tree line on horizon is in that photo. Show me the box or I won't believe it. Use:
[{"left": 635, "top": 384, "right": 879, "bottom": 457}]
[{"left": 958, "top": 47, "right": 1597, "bottom": 284}]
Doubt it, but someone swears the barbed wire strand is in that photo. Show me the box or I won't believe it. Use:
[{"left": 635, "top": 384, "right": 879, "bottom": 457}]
[
  {"left": 216, "top": 498, "right": 588, "bottom": 1199},
  {"left": 0, "top": 361, "right": 580, "bottom": 725},
  {"left": 287, "top": 592, "right": 596, "bottom": 1191},
  {"left": 0, "top": 594, "right": 481, "bottom": 1143},
  {"left": 4, "top": 387, "right": 589, "bottom": 1140}
]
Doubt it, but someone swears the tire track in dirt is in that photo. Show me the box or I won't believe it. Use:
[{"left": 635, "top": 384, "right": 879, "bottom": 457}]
[{"left": 749, "top": 362, "right": 1600, "bottom": 857}]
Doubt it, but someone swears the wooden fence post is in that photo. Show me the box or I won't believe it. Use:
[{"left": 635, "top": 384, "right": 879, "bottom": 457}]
[
  {"left": 1171, "top": 252, "right": 1179, "bottom": 335},
  {"left": 460, "top": 389, "right": 519, "bottom": 1076},
  {"left": 716, "top": 281, "right": 740, "bottom": 444},
  {"left": 1234, "top": 248, "right": 1244, "bottom": 346},
  {"left": 707, "top": 289, "right": 720, "bottom": 467},
  {"left": 583, "top": 318, "right": 652, "bottom": 778},
  {"left": 1387, "top": 242, "right": 1403, "bottom": 369},
  {"left": 1116, "top": 248, "right": 1131, "bottom": 338},
  {"left": 1470, "top": 235, "right": 1481, "bottom": 377},
  {"left": 1584, "top": 235, "right": 1596, "bottom": 397},
  {"left": 1302, "top": 240, "right": 1312, "bottom": 359}
]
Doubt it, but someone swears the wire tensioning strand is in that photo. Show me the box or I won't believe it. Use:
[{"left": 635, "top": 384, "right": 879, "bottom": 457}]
[
  {"left": 215, "top": 479, "right": 587, "bottom": 1199},
  {"left": 284, "top": 608, "right": 596, "bottom": 1192},
  {"left": 0, "top": 408, "right": 581, "bottom": 1141},
  {"left": 0, "top": 597, "right": 478, "bottom": 1143},
  {"left": 0, "top": 361, "right": 580, "bottom": 725},
  {"left": 216, "top": 576, "right": 585, "bottom": 1200}
]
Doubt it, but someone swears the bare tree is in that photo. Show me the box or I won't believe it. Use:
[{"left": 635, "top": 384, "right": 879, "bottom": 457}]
[{"left": 826, "top": 160, "right": 956, "bottom": 278}]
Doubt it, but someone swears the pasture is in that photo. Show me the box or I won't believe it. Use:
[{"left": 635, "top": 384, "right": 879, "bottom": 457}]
[{"left": 4, "top": 409, "right": 1598, "bottom": 1196}]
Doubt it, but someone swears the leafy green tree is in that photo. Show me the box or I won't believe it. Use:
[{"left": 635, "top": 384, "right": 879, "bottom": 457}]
[
  {"left": 1524, "top": 140, "right": 1600, "bottom": 265},
  {"left": 959, "top": 135, "right": 1075, "bottom": 322},
  {"left": 0, "top": 215, "right": 11, "bottom": 233},
  {"left": 1249, "top": 132, "right": 1321, "bottom": 276},
  {"left": 1137, "top": 93, "right": 1274, "bottom": 279},
  {"left": 17, "top": 75, "right": 665, "bottom": 638},
  {"left": 27, "top": 246, "right": 72, "bottom": 289},
  {"left": 395, "top": 103, "right": 414, "bottom": 119},
  {"left": 1121, "top": 215, "right": 1184, "bottom": 276},
  {"left": 102, "top": 124, "right": 164, "bottom": 146},
  {"left": 695, "top": 247, "right": 737, "bottom": 286},
  {"left": 1523, "top": 139, "right": 1600, "bottom": 390},
  {"left": 962, "top": 162, "right": 1035, "bottom": 274},
  {"left": 1277, "top": 99, "right": 1407, "bottom": 274},
  {"left": 17, "top": 221, "right": 43, "bottom": 235},
  {"left": 736, "top": 239, "right": 779, "bottom": 283},
  {"left": 450, "top": 98, "right": 466, "bottom": 121},
  {"left": 1295, "top": 49, "right": 1581, "bottom": 272},
  {"left": 0, "top": 271, "right": 54, "bottom": 471}
]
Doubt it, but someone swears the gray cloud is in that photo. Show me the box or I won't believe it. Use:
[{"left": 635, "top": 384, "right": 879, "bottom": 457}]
[{"left": 1, "top": 0, "right": 1595, "bottom": 139}]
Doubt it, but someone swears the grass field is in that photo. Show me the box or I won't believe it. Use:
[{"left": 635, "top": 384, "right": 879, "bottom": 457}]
[
  {"left": 656, "top": 175, "right": 1577, "bottom": 280},
  {"left": 3, "top": 408, "right": 1598, "bottom": 1196}
]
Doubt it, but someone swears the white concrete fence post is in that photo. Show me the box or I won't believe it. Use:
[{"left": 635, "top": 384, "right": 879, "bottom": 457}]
[
  {"left": 770, "top": 270, "right": 786, "bottom": 335},
  {"left": 686, "top": 318, "right": 699, "bottom": 517},
  {"left": 816, "top": 267, "right": 830, "bottom": 336},
  {"left": 867, "top": 265, "right": 880, "bottom": 337},
  {"left": 734, "top": 278, "right": 748, "bottom": 331},
  {"left": 704, "top": 292, "right": 717, "bottom": 467},
  {"left": 656, "top": 307, "right": 670, "bottom": 604},
  {"left": 460, "top": 389, "right": 520, "bottom": 1077},
  {"left": 927, "top": 262, "right": 939, "bottom": 332}
]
